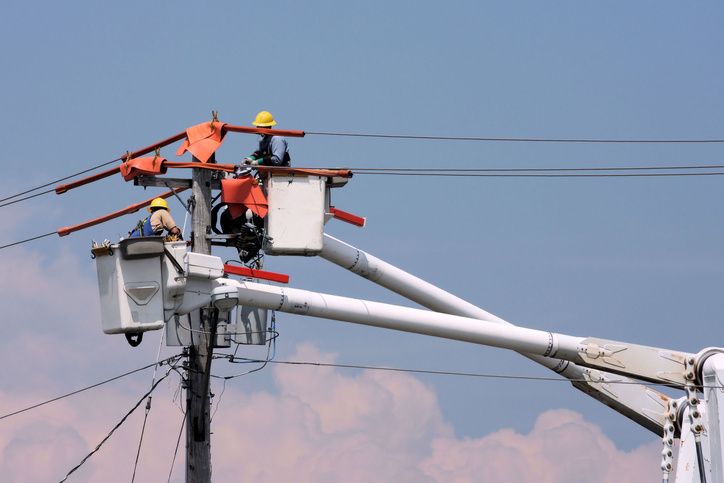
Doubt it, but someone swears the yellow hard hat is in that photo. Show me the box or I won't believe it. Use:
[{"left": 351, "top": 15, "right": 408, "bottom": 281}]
[
  {"left": 252, "top": 110, "right": 277, "bottom": 127},
  {"left": 148, "top": 197, "right": 169, "bottom": 212}
]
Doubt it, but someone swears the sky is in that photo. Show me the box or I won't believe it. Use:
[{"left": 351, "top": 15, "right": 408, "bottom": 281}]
[{"left": 1, "top": 1, "right": 723, "bottom": 481}]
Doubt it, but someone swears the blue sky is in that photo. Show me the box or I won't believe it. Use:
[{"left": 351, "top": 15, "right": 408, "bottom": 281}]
[{"left": 1, "top": 1, "right": 723, "bottom": 480}]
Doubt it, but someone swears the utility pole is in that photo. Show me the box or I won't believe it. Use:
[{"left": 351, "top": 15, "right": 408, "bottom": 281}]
[{"left": 186, "top": 156, "right": 214, "bottom": 482}]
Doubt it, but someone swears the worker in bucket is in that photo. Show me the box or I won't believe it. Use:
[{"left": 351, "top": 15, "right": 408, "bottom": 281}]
[
  {"left": 129, "top": 197, "right": 182, "bottom": 239},
  {"left": 243, "top": 110, "right": 291, "bottom": 167}
]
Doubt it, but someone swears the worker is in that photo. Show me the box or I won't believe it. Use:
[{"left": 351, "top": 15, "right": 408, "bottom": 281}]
[
  {"left": 129, "top": 197, "right": 182, "bottom": 239},
  {"left": 243, "top": 111, "right": 291, "bottom": 167}
]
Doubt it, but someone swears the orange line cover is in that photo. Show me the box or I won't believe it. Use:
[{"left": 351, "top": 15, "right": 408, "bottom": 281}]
[
  {"left": 224, "top": 264, "right": 289, "bottom": 284},
  {"left": 57, "top": 188, "right": 187, "bottom": 237},
  {"left": 120, "top": 156, "right": 168, "bottom": 181},
  {"left": 221, "top": 177, "right": 268, "bottom": 219},
  {"left": 176, "top": 121, "right": 227, "bottom": 163}
]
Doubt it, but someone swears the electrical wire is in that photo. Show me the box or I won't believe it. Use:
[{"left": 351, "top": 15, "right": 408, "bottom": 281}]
[
  {"left": 0, "top": 188, "right": 56, "bottom": 209},
  {"left": 3, "top": 163, "right": 724, "bottom": 252},
  {"left": 210, "top": 379, "right": 227, "bottom": 422},
  {"left": 131, "top": 333, "right": 166, "bottom": 483},
  {"left": 349, "top": 164, "right": 724, "bottom": 172},
  {"left": 0, "top": 157, "right": 121, "bottom": 205},
  {"left": 353, "top": 171, "right": 724, "bottom": 178},
  {"left": 220, "top": 357, "right": 724, "bottom": 390},
  {"left": 167, "top": 408, "right": 187, "bottom": 483},
  {"left": 0, "top": 355, "right": 181, "bottom": 422},
  {"left": 212, "top": 313, "right": 277, "bottom": 382},
  {"left": 307, "top": 130, "right": 724, "bottom": 143},
  {"left": 8, "top": 163, "right": 722, "bottom": 252},
  {"left": 0, "top": 231, "right": 56, "bottom": 251},
  {"left": 58, "top": 371, "right": 172, "bottom": 483}
]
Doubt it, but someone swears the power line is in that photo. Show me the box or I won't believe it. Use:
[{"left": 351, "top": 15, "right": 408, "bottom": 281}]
[
  {"left": 0, "top": 231, "right": 56, "bottom": 251},
  {"left": 131, "top": 333, "right": 166, "bottom": 483},
  {"left": 167, "top": 408, "right": 186, "bottom": 483},
  {"left": 353, "top": 171, "right": 724, "bottom": 178},
  {"left": 58, "top": 371, "right": 172, "bottom": 483},
  {"left": 349, "top": 164, "right": 724, "bottom": 172},
  {"left": 5, "top": 164, "right": 724, "bottom": 252},
  {"left": 0, "top": 188, "right": 56, "bottom": 209},
  {"left": 307, "top": 130, "right": 724, "bottom": 143},
  {"left": 3, "top": 129, "right": 722, "bottom": 204},
  {"left": 0, "top": 355, "right": 181, "bottom": 422},
  {"left": 0, "top": 157, "right": 120, "bottom": 205},
  {"left": 224, "top": 357, "right": 716, "bottom": 389},
  {"left": 4, "top": 159, "right": 724, "bottom": 213}
]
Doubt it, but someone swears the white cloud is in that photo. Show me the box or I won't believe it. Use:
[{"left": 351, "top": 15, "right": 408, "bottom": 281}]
[
  {"left": 421, "top": 409, "right": 660, "bottom": 483},
  {"left": 207, "top": 344, "right": 661, "bottom": 483},
  {"left": 0, "top": 246, "right": 662, "bottom": 482},
  {"left": 0, "top": 343, "right": 663, "bottom": 483}
]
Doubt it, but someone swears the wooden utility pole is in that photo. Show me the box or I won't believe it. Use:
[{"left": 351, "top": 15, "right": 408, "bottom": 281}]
[{"left": 186, "top": 157, "right": 214, "bottom": 482}]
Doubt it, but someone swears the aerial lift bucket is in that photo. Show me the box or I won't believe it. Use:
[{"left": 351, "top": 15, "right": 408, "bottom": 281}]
[{"left": 92, "top": 237, "right": 188, "bottom": 335}]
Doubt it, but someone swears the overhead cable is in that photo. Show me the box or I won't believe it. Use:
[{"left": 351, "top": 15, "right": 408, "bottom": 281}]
[
  {"left": 59, "top": 371, "right": 172, "bottom": 483},
  {"left": 225, "top": 357, "right": 723, "bottom": 390},
  {"left": 167, "top": 409, "right": 186, "bottom": 483},
  {"left": 131, "top": 333, "right": 166, "bottom": 483},
  {"left": 4, "top": 156, "right": 724, "bottom": 212},
  {"left": 353, "top": 170, "right": 724, "bottom": 178},
  {"left": 349, "top": 164, "right": 724, "bottom": 172},
  {"left": 0, "top": 355, "right": 181, "bottom": 421},
  {"left": 0, "top": 232, "right": 56, "bottom": 251},
  {"left": 0, "top": 188, "right": 57, "bottom": 209},
  {"left": 307, "top": 130, "right": 724, "bottom": 143},
  {"left": 0, "top": 157, "right": 121, "bottom": 205}
]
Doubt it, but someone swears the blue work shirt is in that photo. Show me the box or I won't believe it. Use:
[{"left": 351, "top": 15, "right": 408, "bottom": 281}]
[{"left": 258, "top": 134, "right": 290, "bottom": 166}]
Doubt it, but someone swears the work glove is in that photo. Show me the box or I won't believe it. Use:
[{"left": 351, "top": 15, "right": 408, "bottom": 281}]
[{"left": 243, "top": 157, "right": 259, "bottom": 166}]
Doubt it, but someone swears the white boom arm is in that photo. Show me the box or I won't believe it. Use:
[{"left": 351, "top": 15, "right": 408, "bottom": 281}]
[
  {"left": 208, "top": 277, "right": 724, "bottom": 482},
  {"left": 92, "top": 235, "right": 723, "bottom": 481},
  {"left": 318, "top": 234, "right": 674, "bottom": 434},
  {"left": 211, "top": 277, "right": 693, "bottom": 387}
]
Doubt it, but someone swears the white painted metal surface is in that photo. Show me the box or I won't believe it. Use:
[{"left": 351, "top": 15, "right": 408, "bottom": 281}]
[
  {"left": 185, "top": 252, "right": 224, "bottom": 279},
  {"left": 95, "top": 244, "right": 166, "bottom": 334},
  {"left": 95, "top": 234, "right": 724, "bottom": 480},
  {"left": 674, "top": 403, "right": 710, "bottom": 483},
  {"left": 702, "top": 353, "right": 724, "bottom": 481},
  {"left": 265, "top": 175, "right": 326, "bottom": 255},
  {"left": 319, "top": 233, "right": 672, "bottom": 434},
  {"left": 216, "top": 278, "right": 585, "bottom": 359},
  {"left": 162, "top": 241, "right": 189, "bottom": 315}
]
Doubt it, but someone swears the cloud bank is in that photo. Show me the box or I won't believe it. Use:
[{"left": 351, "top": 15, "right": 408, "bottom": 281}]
[
  {"left": 0, "top": 247, "right": 661, "bottom": 482},
  {"left": 0, "top": 344, "right": 661, "bottom": 482}
]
